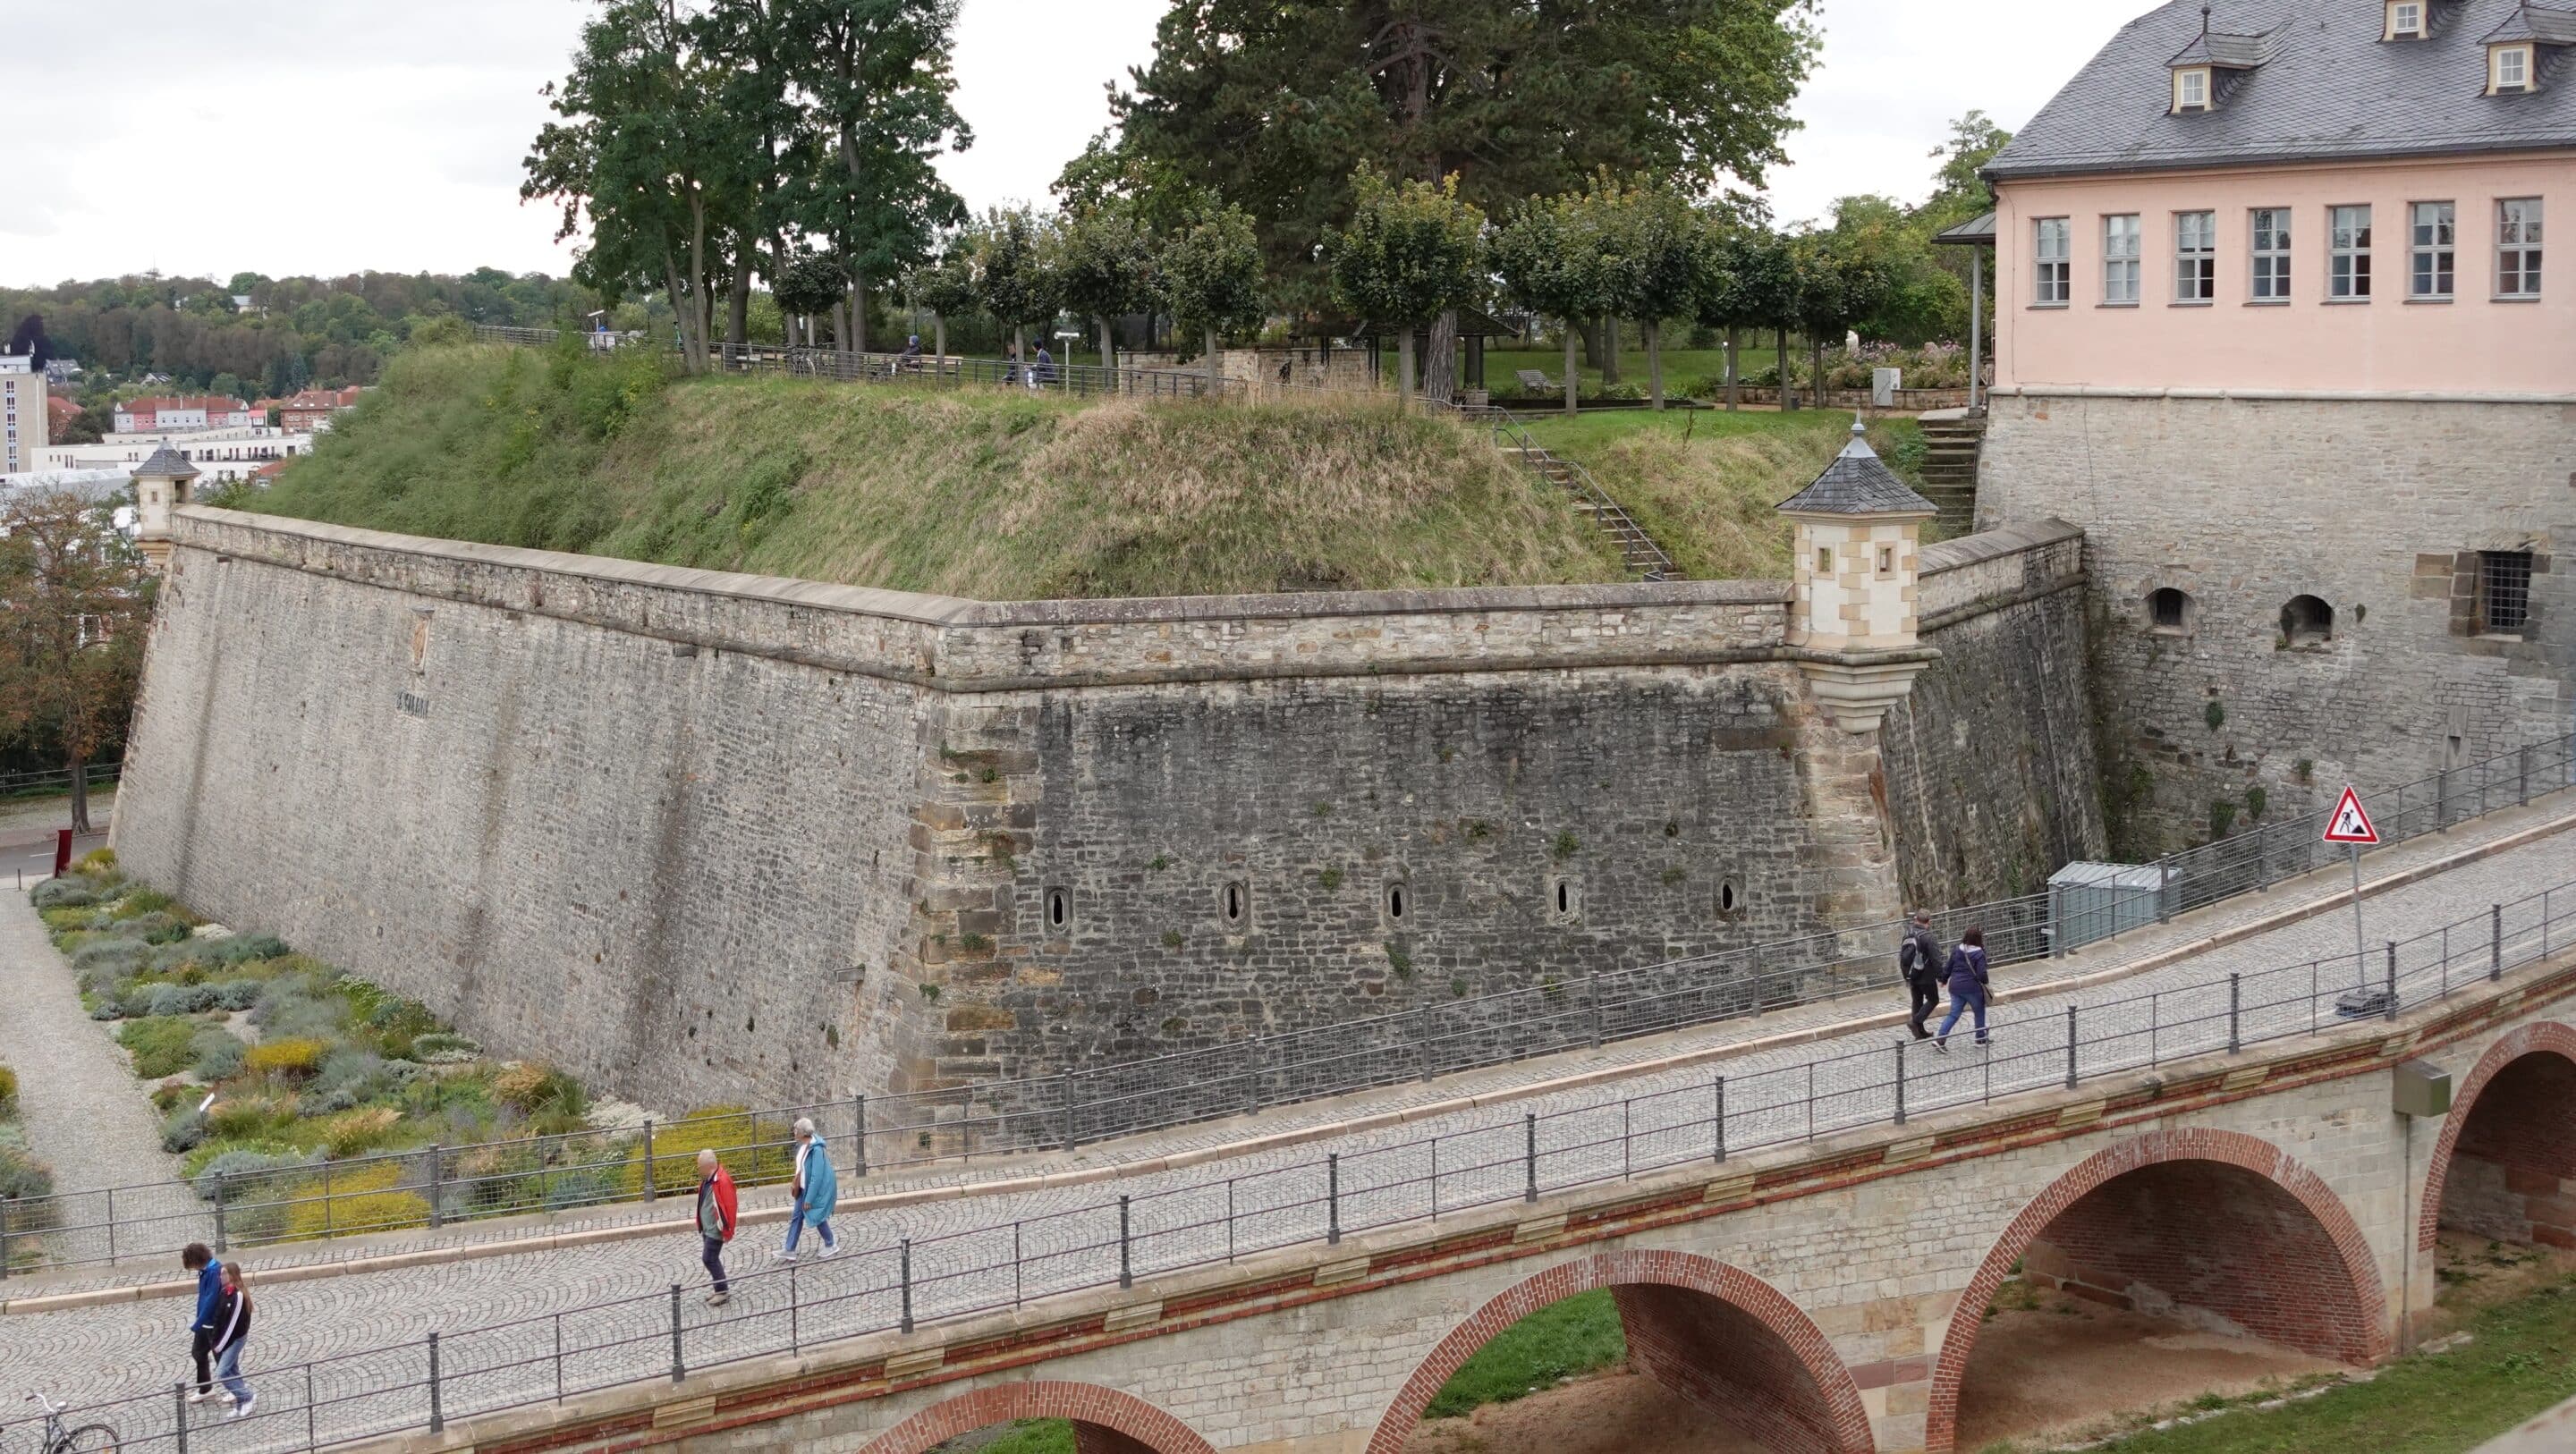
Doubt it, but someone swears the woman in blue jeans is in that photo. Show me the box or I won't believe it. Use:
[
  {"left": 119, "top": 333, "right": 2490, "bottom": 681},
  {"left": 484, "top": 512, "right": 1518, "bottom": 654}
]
[{"left": 1935, "top": 926, "right": 1990, "bottom": 1052}]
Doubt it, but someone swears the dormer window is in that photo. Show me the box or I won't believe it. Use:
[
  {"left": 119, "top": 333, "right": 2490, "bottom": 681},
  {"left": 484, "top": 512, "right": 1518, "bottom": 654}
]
[
  {"left": 2174, "top": 65, "right": 2213, "bottom": 111},
  {"left": 2491, "top": 42, "right": 2535, "bottom": 92},
  {"left": 2386, "top": 0, "right": 2426, "bottom": 38}
]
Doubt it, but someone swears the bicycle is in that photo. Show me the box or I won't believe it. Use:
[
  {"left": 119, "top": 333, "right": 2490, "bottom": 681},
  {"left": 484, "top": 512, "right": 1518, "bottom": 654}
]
[{"left": 23, "top": 1395, "right": 117, "bottom": 1453}]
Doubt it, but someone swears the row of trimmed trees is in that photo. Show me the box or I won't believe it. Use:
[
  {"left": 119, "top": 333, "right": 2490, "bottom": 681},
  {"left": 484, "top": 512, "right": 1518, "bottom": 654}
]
[{"left": 1338, "top": 166, "right": 1892, "bottom": 411}]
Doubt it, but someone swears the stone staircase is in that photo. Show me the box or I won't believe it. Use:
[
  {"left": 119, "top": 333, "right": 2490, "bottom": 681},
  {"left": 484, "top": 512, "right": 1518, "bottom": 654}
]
[
  {"left": 1499, "top": 443, "right": 1676, "bottom": 579},
  {"left": 1916, "top": 408, "right": 1985, "bottom": 530}
]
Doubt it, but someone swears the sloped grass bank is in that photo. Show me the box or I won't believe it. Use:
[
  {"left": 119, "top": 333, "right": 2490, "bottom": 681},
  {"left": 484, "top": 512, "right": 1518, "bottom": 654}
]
[
  {"left": 33, "top": 854, "right": 797, "bottom": 1246},
  {"left": 247, "top": 343, "right": 1625, "bottom": 599}
]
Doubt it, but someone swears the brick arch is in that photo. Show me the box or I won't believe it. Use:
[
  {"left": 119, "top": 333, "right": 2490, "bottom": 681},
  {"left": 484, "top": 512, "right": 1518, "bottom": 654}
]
[
  {"left": 1366, "top": 1248, "right": 1874, "bottom": 1454},
  {"left": 860, "top": 1380, "right": 1215, "bottom": 1454},
  {"left": 2417, "top": 1020, "right": 2576, "bottom": 1253},
  {"left": 1926, "top": 1127, "right": 2389, "bottom": 1454}
]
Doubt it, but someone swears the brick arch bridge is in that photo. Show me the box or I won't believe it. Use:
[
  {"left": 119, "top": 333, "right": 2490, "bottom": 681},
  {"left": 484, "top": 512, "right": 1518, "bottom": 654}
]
[{"left": 414, "top": 988, "right": 2576, "bottom": 1454}]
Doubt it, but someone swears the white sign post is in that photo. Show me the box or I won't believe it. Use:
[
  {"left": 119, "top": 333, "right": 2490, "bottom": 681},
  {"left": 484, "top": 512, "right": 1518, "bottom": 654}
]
[{"left": 2324, "top": 786, "right": 2384, "bottom": 1011}]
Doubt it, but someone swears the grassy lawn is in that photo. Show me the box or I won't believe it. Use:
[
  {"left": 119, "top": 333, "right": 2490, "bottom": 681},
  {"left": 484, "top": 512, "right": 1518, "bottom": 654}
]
[
  {"left": 1424, "top": 1289, "right": 1629, "bottom": 1419},
  {"left": 250, "top": 342, "right": 1627, "bottom": 599},
  {"left": 1978, "top": 1252, "right": 2576, "bottom": 1454},
  {"left": 1517, "top": 409, "right": 1931, "bottom": 579}
]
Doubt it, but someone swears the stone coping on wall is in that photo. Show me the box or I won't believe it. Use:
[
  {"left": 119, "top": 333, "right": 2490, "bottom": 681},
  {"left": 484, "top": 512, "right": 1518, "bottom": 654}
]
[
  {"left": 1915, "top": 517, "right": 2085, "bottom": 630},
  {"left": 172, "top": 506, "right": 1801, "bottom": 691}
]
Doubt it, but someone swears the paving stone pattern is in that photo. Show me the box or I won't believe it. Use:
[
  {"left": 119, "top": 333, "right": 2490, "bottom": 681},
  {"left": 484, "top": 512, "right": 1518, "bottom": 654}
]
[{"left": 4, "top": 801, "right": 2574, "bottom": 1452}]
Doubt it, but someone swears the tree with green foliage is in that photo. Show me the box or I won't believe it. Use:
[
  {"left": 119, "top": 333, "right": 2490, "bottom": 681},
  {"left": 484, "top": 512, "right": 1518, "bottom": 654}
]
[
  {"left": 1491, "top": 192, "right": 1614, "bottom": 416},
  {"left": 1100, "top": 0, "right": 1822, "bottom": 397},
  {"left": 972, "top": 207, "right": 1063, "bottom": 373},
  {"left": 772, "top": 251, "right": 846, "bottom": 344},
  {"left": 1590, "top": 176, "right": 1715, "bottom": 411},
  {"left": 777, "top": 0, "right": 972, "bottom": 356},
  {"left": 1056, "top": 202, "right": 1158, "bottom": 371},
  {"left": 522, "top": 0, "right": 735, "bottom": 375},
  {"left": 910, "top": 241, "right": 978, "bottom": 362},
  {"left": 1692, "top": 218, "right": 1796, "bottom": 410},
  {"left": 1157, "top": 203, "right": 1265, "bottom": 393},
  {"left": 0, "top": 492, "right": 150, "bottom": 834},
  {"left": 1325, "top": 167, "right": 1485, "bottom": 400},
  {"left": 1790, "top": 229, "right": 1893, "bottom": 409}
]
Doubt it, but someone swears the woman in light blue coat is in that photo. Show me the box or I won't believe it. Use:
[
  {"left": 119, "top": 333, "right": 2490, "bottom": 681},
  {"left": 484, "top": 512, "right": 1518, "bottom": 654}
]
[{"left": 779, "top": 1117, "right": 839, "bottom": 1261}]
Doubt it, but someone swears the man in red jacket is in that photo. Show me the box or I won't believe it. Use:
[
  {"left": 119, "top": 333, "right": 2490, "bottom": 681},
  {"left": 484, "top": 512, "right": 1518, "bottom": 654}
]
[{"left": 695, "top": 1149, "right": 739, "bottom": 1306}]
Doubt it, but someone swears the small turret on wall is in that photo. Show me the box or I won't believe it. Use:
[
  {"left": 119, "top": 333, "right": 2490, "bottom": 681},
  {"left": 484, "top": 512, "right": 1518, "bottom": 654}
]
[
  {"left": 131, "top": 444, "right": 199, "bottom": 571},
  {"left": 1779, "top": 417, "right": 1941, "bottom": 732}
]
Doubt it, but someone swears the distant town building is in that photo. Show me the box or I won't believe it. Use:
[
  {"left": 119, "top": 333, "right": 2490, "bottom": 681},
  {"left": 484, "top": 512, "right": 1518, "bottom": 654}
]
[
  {"left": 114, "top": 394, "right": 258, "bottom": 433},
  {"left": 275, "top": 385, "right": 365, "bottom": 431},
  {"left": 46, "top": 394, "right": 80, "bottom": 433},
  {"left": 38, "top": 423, "right": 313, "bottom": 483},
  {"left": 43, "top": 358, "right": 79, "bottom": 384},
  {"left": 0, "top": 353, "right": 47, "bottom": 473}
]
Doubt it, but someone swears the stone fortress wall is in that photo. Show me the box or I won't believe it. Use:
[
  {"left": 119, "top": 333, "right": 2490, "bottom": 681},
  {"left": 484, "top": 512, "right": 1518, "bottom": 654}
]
[
  {"left": 113, "top": 506, "right": 2100, "bottom": 1106},
  {"left": 1979, "top": 392, "right": 2576, "bottom": 854}
]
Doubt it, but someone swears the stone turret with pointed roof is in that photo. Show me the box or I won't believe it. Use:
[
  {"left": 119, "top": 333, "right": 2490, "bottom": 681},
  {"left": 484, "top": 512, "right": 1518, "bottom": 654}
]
[
  {"left": 131, "top": 444, "right": 199, "bottom": 571},
  {"left": 1778, "top": 417, "right": 1940, "bottom": 732}
]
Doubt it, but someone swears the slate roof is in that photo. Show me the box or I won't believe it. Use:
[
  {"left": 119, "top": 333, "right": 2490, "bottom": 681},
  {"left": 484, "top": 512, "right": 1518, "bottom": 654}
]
[
  {"left": 2487, "top": 3, "right": 2576, "bottom": 43},
  {"left": 1987, "top": 0, "right": 2576, "bottom": 181},
  {"left": 133, "top": 444, "right": 199, "bottom": 479},
  {"left": 2171, "top": 23, "right": 2284, "bottom": 67},
  {"left": 1776, "top": 419, "right": 1938, "bottom": 518}
]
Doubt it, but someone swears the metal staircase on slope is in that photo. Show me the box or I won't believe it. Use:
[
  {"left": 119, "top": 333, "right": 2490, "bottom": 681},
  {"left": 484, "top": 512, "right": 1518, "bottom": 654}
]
[{"left": 1449, "top": 404, "right": 1678, "bottom": 581}]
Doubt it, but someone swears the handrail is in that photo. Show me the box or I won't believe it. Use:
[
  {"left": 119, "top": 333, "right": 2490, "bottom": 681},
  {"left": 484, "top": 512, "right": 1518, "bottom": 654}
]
[
  {"left": 8, "top": 731, "right": 2571, "bottom": 1281},
  {"left": 13, "top": 858, "right": 2574, "bottom": 1454}
]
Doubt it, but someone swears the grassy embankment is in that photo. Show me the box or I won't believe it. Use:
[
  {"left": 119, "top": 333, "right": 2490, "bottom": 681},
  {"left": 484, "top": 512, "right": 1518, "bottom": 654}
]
[
  {"left": 244, "top": 343, "right": 1928, "bottom": 593},
  {"left": 246, "top": 343, "right": 1624, "bottom": 598},
  {"left": 1519, "top": 409, "right": 1932, "bottom": 578}
]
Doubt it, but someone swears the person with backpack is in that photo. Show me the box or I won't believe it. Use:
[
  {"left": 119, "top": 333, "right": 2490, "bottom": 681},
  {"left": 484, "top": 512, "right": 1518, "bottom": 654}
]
[
  {"left": 696, "top": 1148, "right": 739, "bottom": 1306},
  {"left": 1935, "top": 926, "right": 1991, "bottom": 1052},
  {"left": 210, "top": 1262, "right": 254, "bottom": 1418},
  {"left": 1898, "top": 910, "right": 1942, "bottom": 1041}
]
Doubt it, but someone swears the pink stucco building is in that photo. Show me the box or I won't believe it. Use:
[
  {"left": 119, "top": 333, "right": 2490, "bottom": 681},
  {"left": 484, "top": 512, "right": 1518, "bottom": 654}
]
[{"left": 1973, "top": 0, "right": 2576, "bottom": 852}]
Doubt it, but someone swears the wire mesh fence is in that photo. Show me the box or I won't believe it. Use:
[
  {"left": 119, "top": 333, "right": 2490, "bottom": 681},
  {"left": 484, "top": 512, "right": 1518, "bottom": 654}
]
[{"left": 13, "top": 869, "right": 2574, "bottom": 1454}]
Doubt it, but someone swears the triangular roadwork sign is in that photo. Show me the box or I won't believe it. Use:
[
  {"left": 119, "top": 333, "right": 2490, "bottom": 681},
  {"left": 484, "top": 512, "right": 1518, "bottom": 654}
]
[{"left": 2323, "top": 786, "right": 2380, "bottom": 845}]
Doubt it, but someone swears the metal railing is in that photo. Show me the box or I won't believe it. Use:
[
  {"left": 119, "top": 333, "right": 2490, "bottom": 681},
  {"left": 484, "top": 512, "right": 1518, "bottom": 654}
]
[
  {"left": 0, "top": 761, "right": 120, "bottom": 800},
  {"left": 465, "top": 323, "right": 1245, "bottom": 401},
  {"left": 13, "top": 859, "right": 2574, "bottom": 1454},
  {"left": 7, "top": 731, "right": 2571, "bottom": 1283}
]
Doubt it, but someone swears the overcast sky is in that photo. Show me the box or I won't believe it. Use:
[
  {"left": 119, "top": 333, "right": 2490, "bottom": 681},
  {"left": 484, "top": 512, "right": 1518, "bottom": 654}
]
[{"left": 0, "top": 0, "right": 2146, "bottom": 288}]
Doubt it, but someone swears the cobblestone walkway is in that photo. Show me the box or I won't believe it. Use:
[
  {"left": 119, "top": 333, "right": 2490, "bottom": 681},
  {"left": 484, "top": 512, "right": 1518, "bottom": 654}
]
[{"left": 0, "top": 883, "right": 207, "bottom": 1272}]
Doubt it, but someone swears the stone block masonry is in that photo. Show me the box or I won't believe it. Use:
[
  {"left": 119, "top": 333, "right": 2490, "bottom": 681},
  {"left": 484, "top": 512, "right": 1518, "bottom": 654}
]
[
  {"left": 114, "top": 506, "right": 2098, "bottom": 1105},
  {"left": 1979, "top": 391, "right": 2576, "bottom": 854}
]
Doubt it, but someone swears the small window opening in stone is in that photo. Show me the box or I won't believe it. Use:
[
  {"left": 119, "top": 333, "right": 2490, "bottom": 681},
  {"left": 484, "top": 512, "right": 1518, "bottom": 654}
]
[
  {"left": 1816, "top": 546, "right": 1834, "bottom": 575},
  {"left": 2281, "top": 595, "right": 2334, "bottom": 646},
  {"left": 1386, "top": 883, "right": 1408, "bottom": 920},
  {"left": 1046, "top": 887, "right": 1070, "bottom": 930},
  {"left": 1222, "top": 881, "right": 1248, "bottom": 925},
  {"left": 1719, "top": 879, "right": 1740, "bottom": 913},
  {"left": 1876, "top": 545, "right": 1895, "bottom": 579},
  {"left": 2148, "top": 587, "right": 2189, "bottom": 632},
  {"left": 1549, "top": 875, "right": 1581, "bottom": 923},
  {"left": 2479, "top": 550, "right": 2534, "bottom": 636}
]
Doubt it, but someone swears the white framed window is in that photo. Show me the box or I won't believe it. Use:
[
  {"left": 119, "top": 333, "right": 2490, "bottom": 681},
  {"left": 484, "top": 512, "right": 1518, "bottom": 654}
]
[
  {"left": 2411, "top": 201, "right": 2455, "bottom": 298},
  {"left": 2330, "top": 205, "right": 2374, "bottom": 298},
  {"left": 2492, "top": 44, "right": 2534, "bottom": 93},
  {"left": 2250, "top": 208, "right": 2292, "bottom": 299},
  {"left": 2174, "top": 211, "right": 2216, "bottom": 301},
  {"left": 2174, "top": 66, "right": 2212, "bottom": 112},
  {"left": 2498, "top": 198, "right": 2544, "bottom": 297},
  {"left": 2385, "top": 0, "right": 2424, "bottom": 38},
  {"left": 2034, "top": 217, "right": 2072, "bottom": 304},
  {"left": 2103, "top": 215, "right": 2141, "bottom": 302}
]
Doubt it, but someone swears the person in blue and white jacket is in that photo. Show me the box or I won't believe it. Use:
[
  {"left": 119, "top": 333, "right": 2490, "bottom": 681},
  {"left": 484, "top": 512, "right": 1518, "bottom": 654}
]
[
  {"left": 210, "top": 1262, "right": 256, "bottom": 1419},
  {"left": 778, "top": 1117, "right": 839, "bottom": 1262}
]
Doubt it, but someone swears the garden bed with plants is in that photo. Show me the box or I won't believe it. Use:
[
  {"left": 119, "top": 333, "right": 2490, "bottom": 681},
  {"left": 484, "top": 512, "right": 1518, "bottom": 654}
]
[
  {"left": 32, "top": 852, "right": 801, "bottom": 1252},
  {"left": 0, "top": 1059, "right": 54, "bottom": 1268}
]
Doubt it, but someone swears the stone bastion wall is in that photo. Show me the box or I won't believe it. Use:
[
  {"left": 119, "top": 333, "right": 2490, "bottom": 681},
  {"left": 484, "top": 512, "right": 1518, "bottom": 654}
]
[{"left": 112, "top": 506, "right": 2098, "bottom": 1105}]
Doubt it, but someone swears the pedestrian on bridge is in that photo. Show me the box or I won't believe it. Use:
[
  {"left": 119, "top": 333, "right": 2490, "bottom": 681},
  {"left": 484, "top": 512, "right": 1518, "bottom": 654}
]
[
  {"left": 778, "top": 1117, "right": 839, "bottom": 1262},
  {"left": 210, "top": 1262, "right": 255, "bottom": 1419},
  {"left": 696, "top": 1149, "right": 739, "bottom": 1306},
  {"left": 1899, "top": 910, "right": 1942, "bottom": 1040},
  {"left": 1934, "top": 926, "right": 1990, "bottom": 1052},
  {"left": 182, "top": 1242, "right": 220, "bottom": 1403}
]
